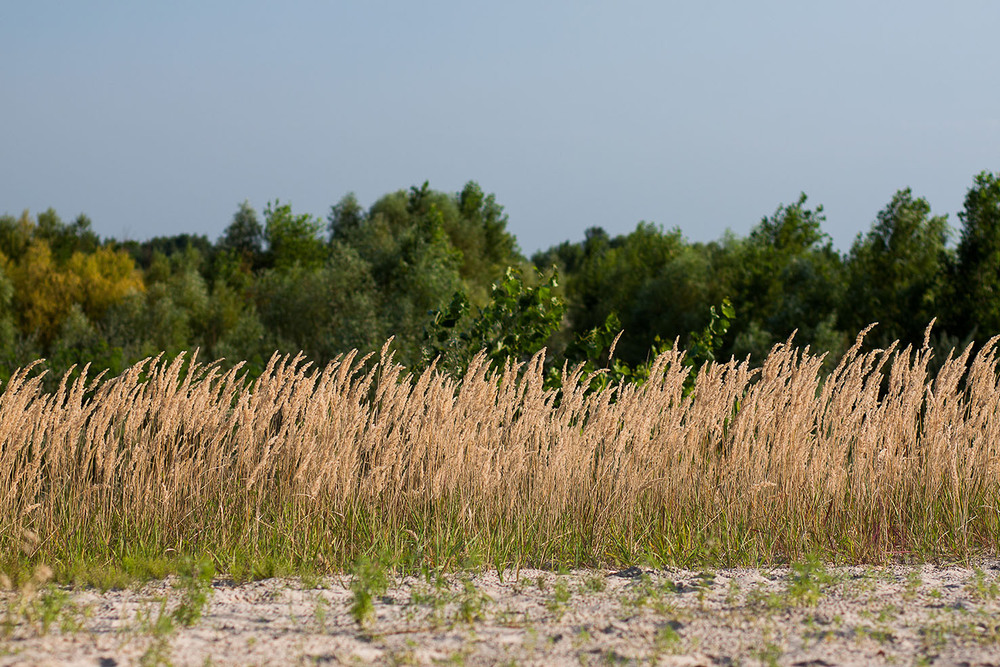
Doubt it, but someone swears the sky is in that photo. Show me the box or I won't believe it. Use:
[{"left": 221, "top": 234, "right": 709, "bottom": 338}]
[{"left": 3, "top": 2, "right": 998, "bottom": 255}]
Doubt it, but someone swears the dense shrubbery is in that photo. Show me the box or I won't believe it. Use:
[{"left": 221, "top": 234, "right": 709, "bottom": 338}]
[{"left": 2, "top": 172, "right": 999, "bottom": 387}]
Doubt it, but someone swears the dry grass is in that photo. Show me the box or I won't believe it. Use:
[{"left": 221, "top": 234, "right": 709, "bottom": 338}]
[{"left": 1, "top": 324, "right": 999, "bottom": 579}]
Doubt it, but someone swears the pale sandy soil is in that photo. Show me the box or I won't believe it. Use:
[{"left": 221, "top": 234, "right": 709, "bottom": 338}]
[{"left": 3, "top": 561, "right": 1000, "bottom": 666}]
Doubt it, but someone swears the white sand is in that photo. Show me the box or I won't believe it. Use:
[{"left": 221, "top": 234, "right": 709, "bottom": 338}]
[{"left": 3, "top": 561, "right": 1000, "bottom": 666}]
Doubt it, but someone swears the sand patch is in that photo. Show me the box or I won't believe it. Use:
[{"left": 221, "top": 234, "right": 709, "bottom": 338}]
[{"left": 3, "top": 561, "right": 1000, "bottom": 666}]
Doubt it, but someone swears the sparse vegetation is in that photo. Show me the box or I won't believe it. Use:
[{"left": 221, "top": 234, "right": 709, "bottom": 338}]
[
  {"left": 0, "top": 565, "right": 87, "bottom": 639},
  {"left": 787, "top": 556, "right": 837, "bottom": 607},
  {"left": 756, "top": 640, "right": 783, "bottom": 667},
  {"left": 903, "top": 570, "right": 922, "bottom": 600},
  {"left": 172, "top": 556, "right": 215, "bottom": 627},
  {"left": 652, "top": 620, "right": 682, "bottom": 654},
  {"left": 2, "top": 562, "right": 1000, "bottom": 664},
  {"left": 545, "top": 579, "right": 571, "bottom": 619},
  {"left": 967, "top": 568, "right": 1000, "bottom": 602},
  {"left": 454, "top": 576, "right": 492, "bottom": 625},
  {"left": 580, "top": 574, "right": 606, "bottom": 594},
  {"left": 349, "top": 557, "right": 388, "bottom": 628}
]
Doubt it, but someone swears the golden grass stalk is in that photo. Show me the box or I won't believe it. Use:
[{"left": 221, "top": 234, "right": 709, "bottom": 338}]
[{"left": 1, "top": 326, "right": 998, "bottom": 572}]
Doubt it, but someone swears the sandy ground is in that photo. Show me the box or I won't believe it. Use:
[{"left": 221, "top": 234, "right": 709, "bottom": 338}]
[{"left": 3, "top": 560, "right": 1000, "bottom": 666}]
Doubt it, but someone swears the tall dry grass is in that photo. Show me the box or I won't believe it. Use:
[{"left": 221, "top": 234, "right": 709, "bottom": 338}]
[{"left": 1, "top": 324, "right": 999, "bottom": 573}]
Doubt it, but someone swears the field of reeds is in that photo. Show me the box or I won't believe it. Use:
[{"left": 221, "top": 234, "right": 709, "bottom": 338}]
[{"left": 2, "top": 324, "right": 999, "bottom": 583}]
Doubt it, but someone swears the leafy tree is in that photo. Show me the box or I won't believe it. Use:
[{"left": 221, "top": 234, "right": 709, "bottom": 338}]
[
  {"left": 557, "top": 223, "right": 688, "bottom": 364},
  {"left": 142, "top": 284, "right": 200, "bottom": 356},
  {"left": 36, "top": 209, "right": 100, "bottom": 262},
  {"left": 47, "top": 304, "right": 128, "bottom": 380},
  {"left": 328, "top": 192, "right": 365, "bottom": 240},
  {"left": 65, "top": 247, "right": 145, "bottom": 322},
  {"left": 98, "top": 292, "right": 154, "bottom": 360},
  {"left": 627, "top": 241, "right": 734, "bottom": 359},
  {"left": 843, "top": 188, "right": 951, "bottom": 348},
  {"left": 730, "top": 194, "right": 847, "bottom": 365},
  {"left": 254, "top": 242, "right": 383, "bottom": 362},
  {"left": 121, "top": 234, "right": 214, "bottom": 276},
  {"left": 425, "top": 263, "right": 735, "bottom": 401},
  {"left": 952, "top": 171, "right": 1000, "bottom": 337},
  {"left": 403, "top": 180, "right": 522, "bottom": 302},
  {"left": 532, "top": 239, "right": 585, "bottom": 277},
  {"left": 558, "top": 299, "right": 735, "bottom": 396},
  {"left": 334, "top": 182, "right": 521, "bottom": 307},
  {"left": 213, "top": 305, "right": 269, "bottom": 375},
  {"left": 219, "top": 200, "right": 265, "bottom": 269},
  {"left": 337, "top": 187, "right": 463, "bottom": 365},
  {"left": 128, "top": 248, "right": 211, "bottom": 356},
  {"left": 534, "top": 223, "right": 743, "bottom": 367},
  {"left": 0, "top": 211, "right": 34, "bottom": 263},
  {"left": 422, "top": 266, "right": 563, "bottom": 377},
  {"left": 212, "top": 246, "right": 255, "bottom": 293},
  {"left": 16, "top": 175, "right": 1000, "bottom": 388},
  {"left": 264, "top": 200, "right": 327, "bottom": 271},
  {"left": 749, "top": 193, "right": 826, "bottom": 251},
  {"left": 0, "top": 258, "right": 16, "bottom": 358},
  {"left": 453, "top": 181, "right": 521, "bottom": 288},
  {"left": 198, "top": 281, "right": 245, "bottom": 357},
  {"left": 6, "top": 240, "right": 81, "bottom": 343}
]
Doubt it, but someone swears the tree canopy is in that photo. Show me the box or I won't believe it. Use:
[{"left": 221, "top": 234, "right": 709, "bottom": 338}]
[{"left": 2, "top": 173, "right": 999, "bottom": 388}]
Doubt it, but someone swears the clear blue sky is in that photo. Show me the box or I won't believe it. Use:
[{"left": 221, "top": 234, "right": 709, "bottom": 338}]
[{"left": 3, "top": 2, "right": 998, "bottom": 254}]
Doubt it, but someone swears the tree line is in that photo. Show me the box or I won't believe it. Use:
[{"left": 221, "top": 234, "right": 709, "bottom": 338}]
[{"left": 1, "top": 172, "right": 999, "bottom": 387}]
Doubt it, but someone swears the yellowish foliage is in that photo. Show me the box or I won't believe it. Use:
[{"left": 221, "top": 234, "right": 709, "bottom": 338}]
[
  {"left": 7, "top": 240, "right": 80, "bottom": 339},
  {"left": 65, "top": 247, "right": 145, "bottom": 319},
  {"left": 6, "top": 240, "right": 144, "bottom": 340}
]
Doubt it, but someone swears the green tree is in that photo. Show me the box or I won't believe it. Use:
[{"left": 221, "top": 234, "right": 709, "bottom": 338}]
[
  {"left": 213, "top": 305, "right": 269, "bottom": 375},
  {"left": 135, "top": 248, "right": 210, "bottom": 355},
  {"left": 36, "top": 209, "right": 100, "bottom": 262},
  {"left": 121, "top": 234, "right": 214, "bottom": 276},
  {"left": 731, "top": 194, "right": 847, "bottom": 365},
  {"left": 952, "top": 171, "right": 1000, "bottom": 338},
  {"left": 0, "top": 211, "right": 34, "bottom": 263},
  {"left": 47, "top": 304, "right": 127, "bottom": 381},
  {"left": 334, "top": 182, "right": 521, "bottom": 307},
  {"left": 627, "top": 241, "right": 735, "bottom": 360},
  {"left": 264, "top": 200, "right": 327, "bottom": 271},
  {"left": 254, "top": 242, "right": 383, "bottom": 362},
  {"left": 336, "top": 186, "right": 464, "bottom": 365},
  {"left": 219, "top": 200, "right": 265, "bottom": 269},
  {"left": 0, "top": 258, "right": 15, "bottom": 352},
  {"left": 844, "top": 188, "right": 950, "bottom": 348},
  {"left": 328, "top": 192, "right": 365, "bottom": 240},
  {"left": 557, "top": 223, "right": 688, "bottom": 364},
  {"left": 199, "top": 281, "right": 245, "bottom": 358},
  {"left": 422, "top": 266, "right": 564, "bottom": 377},
  {"left": 452, "top": 181, "right": 521, "bottom": 289},
  {"left": 97, "top": 292, "right": 156, "bottom": 363}
]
